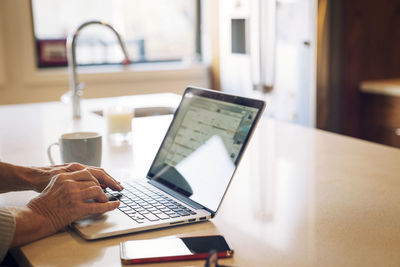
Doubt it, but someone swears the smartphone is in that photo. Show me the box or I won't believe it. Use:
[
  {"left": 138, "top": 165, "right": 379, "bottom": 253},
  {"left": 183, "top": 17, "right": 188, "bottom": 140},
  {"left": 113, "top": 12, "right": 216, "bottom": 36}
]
[{"left": 120, "top": 235, "right": 234, "bottom": 264}]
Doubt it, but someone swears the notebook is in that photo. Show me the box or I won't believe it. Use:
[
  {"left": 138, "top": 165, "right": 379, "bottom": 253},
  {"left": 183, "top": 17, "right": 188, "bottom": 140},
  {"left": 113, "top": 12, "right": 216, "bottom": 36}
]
[{"left": 72, "top": 86, "right": 265, "bottom": 240}]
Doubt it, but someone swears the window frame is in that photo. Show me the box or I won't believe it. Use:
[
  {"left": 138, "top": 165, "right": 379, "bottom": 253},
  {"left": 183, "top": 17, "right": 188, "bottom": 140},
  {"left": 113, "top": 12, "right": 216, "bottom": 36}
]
[
  {"left": 31, "top": 0, "right": 203, "bottom": 68},
  {"left": 16, "top": 0, "right": 209, "bottom": 94}
]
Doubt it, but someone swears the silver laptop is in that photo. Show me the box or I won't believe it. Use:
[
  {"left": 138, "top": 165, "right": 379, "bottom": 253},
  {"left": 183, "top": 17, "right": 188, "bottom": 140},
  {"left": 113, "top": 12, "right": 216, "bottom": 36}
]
[{"left": 72, "top": 86, "right": 265, "bottom": 240}]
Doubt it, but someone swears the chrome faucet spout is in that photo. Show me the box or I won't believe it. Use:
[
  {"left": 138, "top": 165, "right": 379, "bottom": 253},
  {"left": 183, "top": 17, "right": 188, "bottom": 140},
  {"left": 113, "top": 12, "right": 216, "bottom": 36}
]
[{"left": 66, "top": 20, "right": 130, "bottom": 119}]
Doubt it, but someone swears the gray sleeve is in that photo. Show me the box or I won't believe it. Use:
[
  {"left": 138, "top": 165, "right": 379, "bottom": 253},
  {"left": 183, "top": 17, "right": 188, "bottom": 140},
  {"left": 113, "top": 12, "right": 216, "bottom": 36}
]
[{"left": 0, "top": 207, "right": 15, "bottom": 262}]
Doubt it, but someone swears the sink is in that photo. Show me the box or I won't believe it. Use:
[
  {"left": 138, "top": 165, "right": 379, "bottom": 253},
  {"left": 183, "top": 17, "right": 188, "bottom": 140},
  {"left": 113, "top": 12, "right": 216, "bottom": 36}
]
[{"left": 91, "top": 106, "right": 176, "bottom": 118}]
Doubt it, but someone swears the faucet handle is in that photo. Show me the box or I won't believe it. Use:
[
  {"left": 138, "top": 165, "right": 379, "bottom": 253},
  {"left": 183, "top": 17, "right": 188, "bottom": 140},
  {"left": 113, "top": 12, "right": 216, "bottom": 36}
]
[
  {"left": 60, "top": 83, "right": 84, "bottom": 103},
  {"left": 77, "top": 82, "right": 85, "bottom": 96}
]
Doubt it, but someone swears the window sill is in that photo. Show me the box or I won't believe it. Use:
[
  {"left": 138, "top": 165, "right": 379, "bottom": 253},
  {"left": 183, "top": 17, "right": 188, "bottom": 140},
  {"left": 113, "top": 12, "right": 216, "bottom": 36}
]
[{"left": 25, "top": 61, "right": 210, "bottom": 87}]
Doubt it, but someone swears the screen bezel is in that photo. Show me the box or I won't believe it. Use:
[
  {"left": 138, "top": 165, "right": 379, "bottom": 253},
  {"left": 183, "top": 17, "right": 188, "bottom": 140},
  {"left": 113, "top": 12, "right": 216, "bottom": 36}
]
[{"left": 146, "top": 86, "right": 265, "bottom": 213}]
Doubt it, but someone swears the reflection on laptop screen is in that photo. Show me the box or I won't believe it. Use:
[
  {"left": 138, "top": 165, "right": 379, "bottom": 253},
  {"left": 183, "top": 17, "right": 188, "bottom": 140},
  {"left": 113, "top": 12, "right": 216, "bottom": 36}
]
[{"left": 149, "top": 91, "right": 260, "bottom": 212}]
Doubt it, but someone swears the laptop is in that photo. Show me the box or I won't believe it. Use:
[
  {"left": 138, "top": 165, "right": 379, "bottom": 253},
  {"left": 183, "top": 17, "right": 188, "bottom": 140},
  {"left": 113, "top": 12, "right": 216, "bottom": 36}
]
[{"left": 72, "top": 86, "right": 265, "bottom": 240}]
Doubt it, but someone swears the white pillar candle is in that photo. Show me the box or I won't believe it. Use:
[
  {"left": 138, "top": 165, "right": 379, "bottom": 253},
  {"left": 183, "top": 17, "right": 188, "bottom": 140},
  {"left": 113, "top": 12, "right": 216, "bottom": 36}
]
[
  {"left": 105, "top": 106, "right": 134, "bottom": 145},
  {"left": 106, "top": 106, "right": 134, "bottom": 134}
]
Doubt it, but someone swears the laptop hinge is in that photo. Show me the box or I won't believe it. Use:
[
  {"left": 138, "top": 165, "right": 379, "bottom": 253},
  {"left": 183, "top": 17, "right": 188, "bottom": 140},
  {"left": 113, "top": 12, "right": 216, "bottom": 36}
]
[{"left": 148, "top": 179, "right": 214, "bottom": 216}]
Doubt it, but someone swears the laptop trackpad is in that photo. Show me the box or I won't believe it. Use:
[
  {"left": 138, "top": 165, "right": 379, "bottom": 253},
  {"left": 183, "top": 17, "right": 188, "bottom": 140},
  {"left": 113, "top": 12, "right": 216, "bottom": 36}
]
[{"left": 72, "top": 209, "right": 136, "bottom": 239}]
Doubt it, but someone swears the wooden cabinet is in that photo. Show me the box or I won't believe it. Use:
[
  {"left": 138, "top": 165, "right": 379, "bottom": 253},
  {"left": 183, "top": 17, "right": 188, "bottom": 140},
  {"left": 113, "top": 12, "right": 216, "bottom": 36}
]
[
  {"left": 360, "top": 93, "right": 400, "bottom": 148},
  {"left": 333, "top": 0, "right": 400, "bottom": 138}
]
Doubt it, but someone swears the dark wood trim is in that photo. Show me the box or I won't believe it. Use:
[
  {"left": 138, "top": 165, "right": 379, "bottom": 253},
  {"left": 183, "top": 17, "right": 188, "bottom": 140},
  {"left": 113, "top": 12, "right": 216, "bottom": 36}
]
[{"left": 316, "top": 0, "right": 343, "bottom": 133}]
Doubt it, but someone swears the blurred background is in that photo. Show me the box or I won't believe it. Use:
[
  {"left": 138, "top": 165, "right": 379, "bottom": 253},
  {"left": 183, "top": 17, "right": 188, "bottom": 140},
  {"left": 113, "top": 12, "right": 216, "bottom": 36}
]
[{"left": 0, "top": 0, "right": 400, "bottom": 147}]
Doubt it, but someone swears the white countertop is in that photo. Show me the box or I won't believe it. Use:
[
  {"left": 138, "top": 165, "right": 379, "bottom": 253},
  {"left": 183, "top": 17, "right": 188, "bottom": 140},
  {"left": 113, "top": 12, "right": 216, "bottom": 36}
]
[{"left": 1, "top": 93, "right": 400, "bottom": 266}]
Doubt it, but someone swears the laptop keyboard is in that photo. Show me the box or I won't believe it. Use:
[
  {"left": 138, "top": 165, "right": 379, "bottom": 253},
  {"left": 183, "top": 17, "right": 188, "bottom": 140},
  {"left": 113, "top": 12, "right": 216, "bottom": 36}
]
[{"left": 105, "top": 180, "right": 197, "bottom": 224}]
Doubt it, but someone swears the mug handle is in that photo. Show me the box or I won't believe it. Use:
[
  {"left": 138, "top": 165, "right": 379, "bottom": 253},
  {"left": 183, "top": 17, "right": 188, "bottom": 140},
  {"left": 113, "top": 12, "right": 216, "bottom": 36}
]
[{"left": 47, "top": 142, "right": 60, "bottom": 165}]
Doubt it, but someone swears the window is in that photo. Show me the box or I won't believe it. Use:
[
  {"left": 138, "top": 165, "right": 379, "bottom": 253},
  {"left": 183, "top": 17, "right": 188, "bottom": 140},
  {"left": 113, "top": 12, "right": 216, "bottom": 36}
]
[{"left": 31, "top": 0, "right": 200, "bottom": 67}]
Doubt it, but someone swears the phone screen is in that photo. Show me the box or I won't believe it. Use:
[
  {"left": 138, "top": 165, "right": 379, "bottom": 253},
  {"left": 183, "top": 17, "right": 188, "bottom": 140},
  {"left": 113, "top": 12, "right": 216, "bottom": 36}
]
[{"left": 120, "top": 235, "right": 233, "bottom": 263}]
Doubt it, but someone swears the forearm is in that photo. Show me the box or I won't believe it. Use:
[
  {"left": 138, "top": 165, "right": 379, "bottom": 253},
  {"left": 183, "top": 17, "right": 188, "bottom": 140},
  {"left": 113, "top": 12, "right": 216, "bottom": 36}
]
[
  {"left": 0, "top": 162, "right": 37, "bottom": 193},
  {"left": 4, "top": 167, "right": 121, "bottom": 247},
  {"left": 8, "top": 207, "right": 56, "bottom": 247}
]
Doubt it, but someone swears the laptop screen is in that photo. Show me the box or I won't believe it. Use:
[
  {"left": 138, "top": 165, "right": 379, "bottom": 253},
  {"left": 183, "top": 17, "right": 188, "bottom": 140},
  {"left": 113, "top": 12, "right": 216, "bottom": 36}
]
[{"left": 148, "top": 87, "right": 265, "bottom": 212}]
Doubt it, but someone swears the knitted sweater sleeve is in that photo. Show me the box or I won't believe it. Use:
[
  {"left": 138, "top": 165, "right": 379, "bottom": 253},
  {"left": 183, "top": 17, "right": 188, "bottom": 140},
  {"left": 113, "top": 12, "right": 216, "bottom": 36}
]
[{"left": 0, "top": 207, "right": 15, "bottom": 262}]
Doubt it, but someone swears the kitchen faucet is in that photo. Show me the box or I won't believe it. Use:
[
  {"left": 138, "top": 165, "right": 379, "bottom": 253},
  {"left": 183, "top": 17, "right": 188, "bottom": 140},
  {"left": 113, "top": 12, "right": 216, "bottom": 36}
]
[{"left": 66, "top": 20, "right": 130, "bottom": 119}]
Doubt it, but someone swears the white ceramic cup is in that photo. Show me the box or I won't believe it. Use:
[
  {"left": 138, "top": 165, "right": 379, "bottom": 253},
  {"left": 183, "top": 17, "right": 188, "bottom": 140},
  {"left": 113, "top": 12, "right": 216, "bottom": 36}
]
[{"left": 47, "top": 132, "right": 102, "bottom": 167}]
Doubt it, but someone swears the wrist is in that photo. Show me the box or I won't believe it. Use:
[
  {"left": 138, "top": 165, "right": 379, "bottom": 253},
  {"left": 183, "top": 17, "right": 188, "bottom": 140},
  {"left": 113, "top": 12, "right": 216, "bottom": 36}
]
[
  {"left": 9, "top": 206, "right": 56, "bottom": 247},
  {"left": 27, "top": 197, "right": 63, "bottom": 233},
  {"left": 0, "top": 162, "right": 36, "bottom": 192},
  {"left": 22, "top": 166, "right": 51, "bottom": 192},
  {"left": 13, "top": 164, "right": 46, "bottom": 192}
]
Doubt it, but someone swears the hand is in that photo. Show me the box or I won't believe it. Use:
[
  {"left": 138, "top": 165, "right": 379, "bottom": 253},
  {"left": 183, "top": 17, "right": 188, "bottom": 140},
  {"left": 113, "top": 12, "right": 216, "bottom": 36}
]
[
  {"left": 27, "top": 169, "right": 120, "bottom": 233},
  {"left": 31, "top": 163, "right": 123, "bottom": 192}
]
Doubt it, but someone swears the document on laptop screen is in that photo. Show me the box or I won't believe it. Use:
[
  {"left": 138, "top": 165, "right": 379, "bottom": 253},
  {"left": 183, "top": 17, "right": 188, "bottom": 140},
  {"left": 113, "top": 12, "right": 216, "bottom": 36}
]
[{"left": 150, "top": 93, "right": 259, "bottom": 211}]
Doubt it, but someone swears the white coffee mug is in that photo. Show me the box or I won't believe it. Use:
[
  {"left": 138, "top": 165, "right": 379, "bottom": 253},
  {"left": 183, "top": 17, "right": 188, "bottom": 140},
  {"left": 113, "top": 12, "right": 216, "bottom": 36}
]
[{"left": 47, "top": 132, "right": 102, "bottom": 167}]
